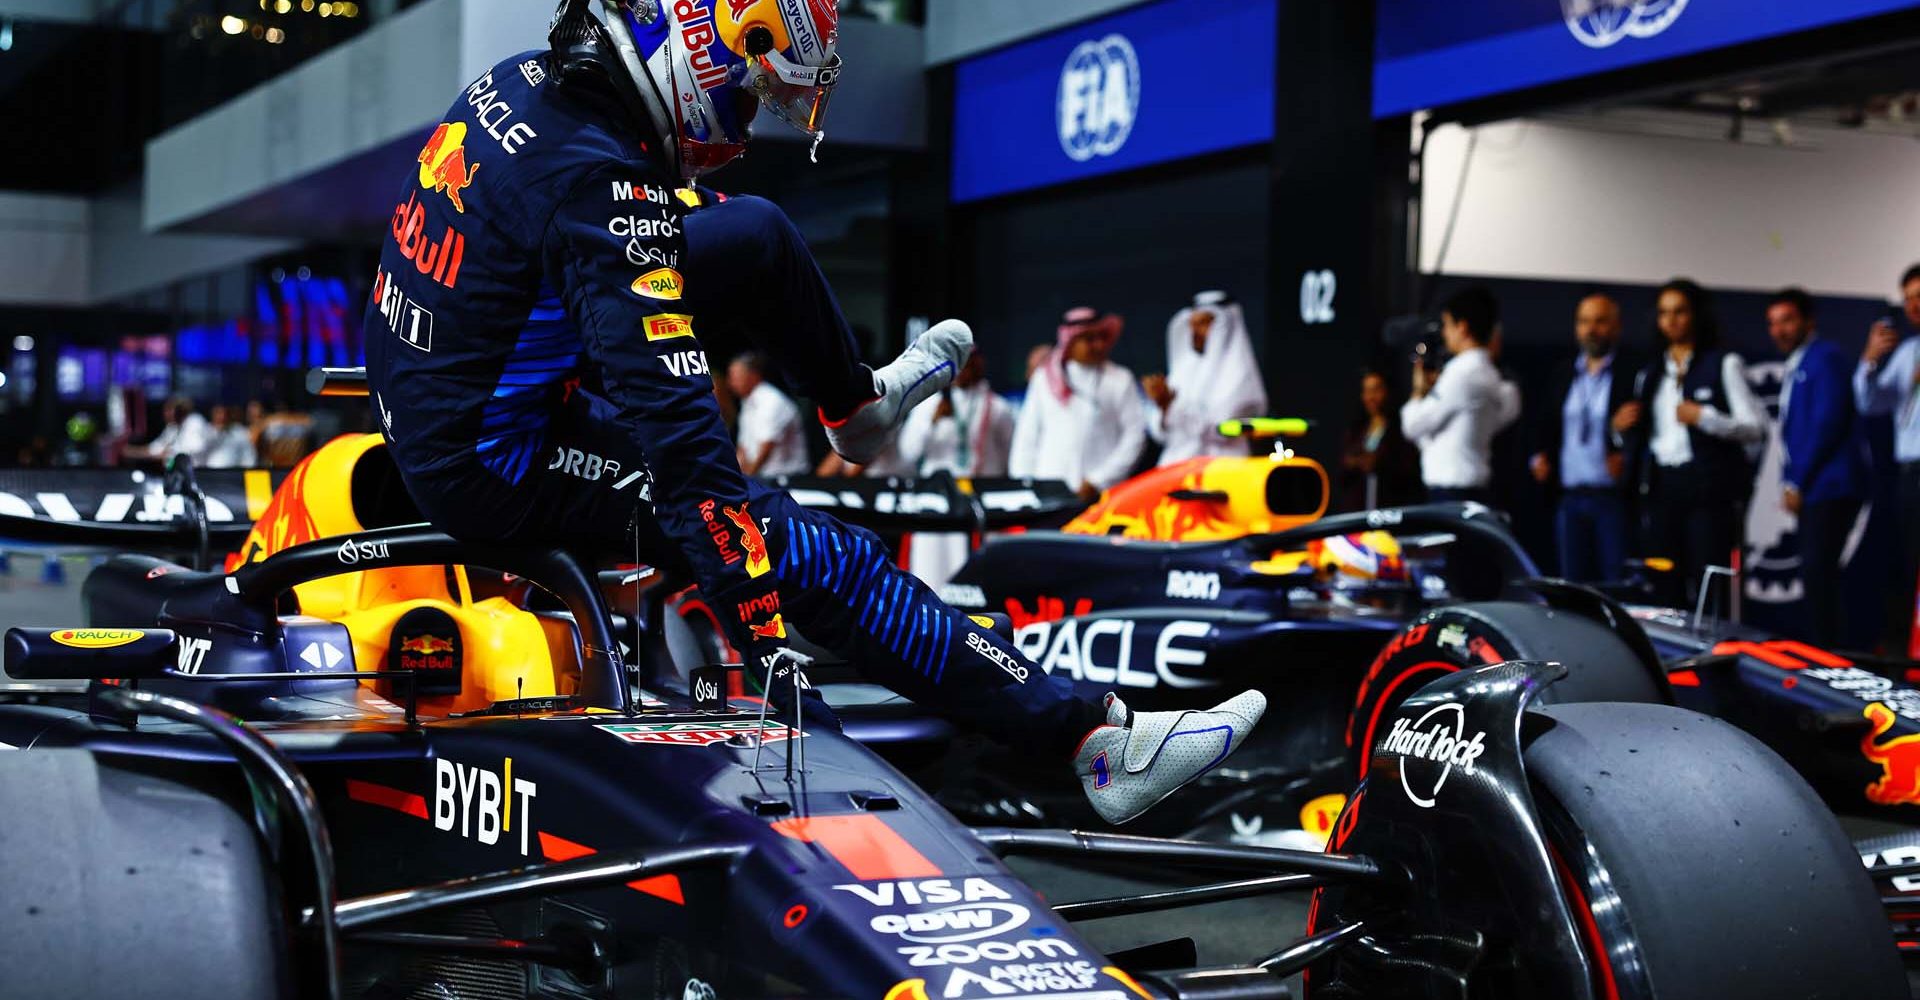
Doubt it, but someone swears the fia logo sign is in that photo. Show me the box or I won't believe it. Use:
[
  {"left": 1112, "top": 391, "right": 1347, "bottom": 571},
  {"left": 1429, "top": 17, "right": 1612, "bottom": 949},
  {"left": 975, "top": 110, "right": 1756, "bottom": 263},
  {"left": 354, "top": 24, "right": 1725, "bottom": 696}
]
[
  {"left": 1562, "top": 0, "right": 1687, "bottom": 49},
  {"left": 1057, "top": 34, "right": 1139, "bottom": 163}
]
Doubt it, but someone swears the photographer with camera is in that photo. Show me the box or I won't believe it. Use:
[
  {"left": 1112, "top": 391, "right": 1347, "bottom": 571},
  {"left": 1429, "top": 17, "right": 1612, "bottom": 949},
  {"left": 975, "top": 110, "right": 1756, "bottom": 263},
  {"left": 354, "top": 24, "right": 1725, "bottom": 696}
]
[{"left": 1400, "top": 286, "right": 1522, "bottom": 506}]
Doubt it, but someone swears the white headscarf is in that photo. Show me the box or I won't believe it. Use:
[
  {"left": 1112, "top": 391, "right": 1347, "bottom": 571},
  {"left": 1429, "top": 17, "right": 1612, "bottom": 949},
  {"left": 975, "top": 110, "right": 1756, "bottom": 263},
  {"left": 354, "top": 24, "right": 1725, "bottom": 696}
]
[{"left": 1157, "top": 291, "right": 1268, "bottom": 463}]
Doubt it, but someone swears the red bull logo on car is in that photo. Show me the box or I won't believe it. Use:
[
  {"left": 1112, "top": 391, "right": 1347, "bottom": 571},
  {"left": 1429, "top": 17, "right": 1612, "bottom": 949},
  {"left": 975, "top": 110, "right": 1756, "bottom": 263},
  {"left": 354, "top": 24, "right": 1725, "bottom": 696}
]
[
  {"left": 1862, "top": 702, "right": 1920, "bottom": 806},
  {"left": 401, "top": 635, "right": 456, "bottom": 656}
]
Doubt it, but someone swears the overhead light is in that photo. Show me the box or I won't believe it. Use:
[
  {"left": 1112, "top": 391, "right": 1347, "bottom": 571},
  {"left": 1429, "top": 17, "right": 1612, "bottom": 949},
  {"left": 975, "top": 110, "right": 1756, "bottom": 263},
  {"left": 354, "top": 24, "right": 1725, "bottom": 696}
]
[
  {"left": 301, "top": 0, "right": 313, "bottom": 10},
  {"left": 265, "top": 26, "right": 284, "bottom": 42},
  {"left": 221, "top": 14, "right": 245, "bottom": 33},
  {"left": 275, "top": 0, "right": 290, "bottom": 12},
  {"left": 12, "top": 335, "right": 32, "bottom": 351},
  {"left": 317, "top": 2, "right": 330, "bottom": 15},
  {"left": 1, "top": 18, "right": 12, "bottom": 52}
]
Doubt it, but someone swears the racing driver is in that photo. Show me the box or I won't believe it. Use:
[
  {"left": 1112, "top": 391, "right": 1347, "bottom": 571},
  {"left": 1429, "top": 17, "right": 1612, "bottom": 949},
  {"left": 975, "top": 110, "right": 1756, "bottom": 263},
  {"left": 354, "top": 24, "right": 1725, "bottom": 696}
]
[{"left": 363, "top": 0, "right": 1264, "bottom": 824}]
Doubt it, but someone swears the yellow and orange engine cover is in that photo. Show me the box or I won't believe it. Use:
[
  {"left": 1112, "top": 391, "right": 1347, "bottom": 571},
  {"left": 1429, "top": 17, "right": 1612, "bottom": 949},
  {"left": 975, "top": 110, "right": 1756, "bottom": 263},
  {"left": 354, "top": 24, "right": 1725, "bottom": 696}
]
[
  {"left": 1063, "top": 455, "right": 1329, "bottom": 542},
  {"left": 226, "top": 433, "right": 569, "bottom": 715}
]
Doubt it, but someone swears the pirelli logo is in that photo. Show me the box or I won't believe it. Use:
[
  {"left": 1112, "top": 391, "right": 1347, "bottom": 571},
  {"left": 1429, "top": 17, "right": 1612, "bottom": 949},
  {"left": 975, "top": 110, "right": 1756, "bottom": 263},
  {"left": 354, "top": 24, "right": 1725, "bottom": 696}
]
[{"left": 644, "top": 313, "right": 695, "bottom": 342}]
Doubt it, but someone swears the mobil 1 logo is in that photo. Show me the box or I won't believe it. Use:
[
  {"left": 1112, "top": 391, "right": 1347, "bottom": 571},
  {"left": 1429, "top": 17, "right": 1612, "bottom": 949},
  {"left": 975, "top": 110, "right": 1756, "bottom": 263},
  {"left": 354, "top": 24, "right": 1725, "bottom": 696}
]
[{"left": 374, "top": 268, "right": 433, "bottom": 352}]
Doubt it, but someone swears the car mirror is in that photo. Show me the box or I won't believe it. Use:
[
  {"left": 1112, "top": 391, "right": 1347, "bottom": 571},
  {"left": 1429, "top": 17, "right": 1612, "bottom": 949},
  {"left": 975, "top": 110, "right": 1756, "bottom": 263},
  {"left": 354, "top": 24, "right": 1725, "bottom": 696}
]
[{"left": 4, "top": 628, "right": 178, "bottom": 681}]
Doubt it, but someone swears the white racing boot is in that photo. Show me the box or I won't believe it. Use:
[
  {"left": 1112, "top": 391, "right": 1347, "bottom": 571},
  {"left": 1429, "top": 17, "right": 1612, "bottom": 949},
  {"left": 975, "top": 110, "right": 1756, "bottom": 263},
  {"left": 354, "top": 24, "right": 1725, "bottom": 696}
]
[
  {"left": 1072, "top": 690, "right": 1267, "bottom": 825},
  {"left": 822, "top": 319, "right": 973, "bottom": 464}
]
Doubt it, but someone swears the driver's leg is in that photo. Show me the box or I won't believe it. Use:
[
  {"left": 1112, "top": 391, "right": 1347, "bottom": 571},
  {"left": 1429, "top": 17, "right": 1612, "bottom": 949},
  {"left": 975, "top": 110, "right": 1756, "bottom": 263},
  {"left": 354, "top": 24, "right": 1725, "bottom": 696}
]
[
  {"left": 755, "top": 486, "right": 1105, "bottom": 756},
  {"left": 682, "top": 195, "right": 874, "bottom": 418}
]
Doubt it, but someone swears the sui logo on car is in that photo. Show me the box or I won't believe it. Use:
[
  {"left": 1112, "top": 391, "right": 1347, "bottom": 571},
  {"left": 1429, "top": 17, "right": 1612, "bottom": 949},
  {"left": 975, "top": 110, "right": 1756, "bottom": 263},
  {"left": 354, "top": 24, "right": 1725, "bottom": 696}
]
[
  {"left": 1057, "top": 34, "right": 1139, "bottom": 163},
  {"left": 1562, "top": 0, "right": 1688, "bottom": 49}
]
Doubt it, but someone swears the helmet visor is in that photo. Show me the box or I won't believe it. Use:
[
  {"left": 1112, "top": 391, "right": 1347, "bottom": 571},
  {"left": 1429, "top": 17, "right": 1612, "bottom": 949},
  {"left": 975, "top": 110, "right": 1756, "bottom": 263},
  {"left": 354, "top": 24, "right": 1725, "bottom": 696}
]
[{"left": 748, "top": 48, "right": 839, "bottom": 137}]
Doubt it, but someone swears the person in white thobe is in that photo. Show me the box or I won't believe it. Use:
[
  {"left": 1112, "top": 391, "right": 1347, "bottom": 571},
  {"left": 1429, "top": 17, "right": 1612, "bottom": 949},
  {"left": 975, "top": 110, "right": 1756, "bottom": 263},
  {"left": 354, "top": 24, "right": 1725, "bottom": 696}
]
[
  {"left": 1145, "top": 291, "right": 1268, "bottom": 465},
  {"left": 898, "top": 350, "right": 1015, "bottom": 585},
  {"left": 1008, "top": 307, "right": 1147, "bottom": 499}
]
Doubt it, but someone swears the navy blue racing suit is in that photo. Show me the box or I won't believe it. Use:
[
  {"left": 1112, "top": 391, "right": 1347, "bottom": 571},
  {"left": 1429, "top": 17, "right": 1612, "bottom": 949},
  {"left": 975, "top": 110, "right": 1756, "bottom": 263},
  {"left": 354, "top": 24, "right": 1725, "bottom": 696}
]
[{"left": 363, "top": 52, "right": 1101, "bottom": 754}]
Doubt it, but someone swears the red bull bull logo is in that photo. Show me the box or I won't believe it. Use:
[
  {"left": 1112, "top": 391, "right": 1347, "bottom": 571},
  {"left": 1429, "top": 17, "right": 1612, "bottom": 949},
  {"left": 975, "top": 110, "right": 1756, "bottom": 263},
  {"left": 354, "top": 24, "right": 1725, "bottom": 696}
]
[
  {"left": 748, "top": 613, "right": 787, "bottom": 640},
  {"left": 417, "top": 121, "right": 479, "bottom": 212},
  {"left": 723, "top": 504, "right": 772, "bottom": 578},
  {"left": 401, "top": 634, "right": 456, "bottom": 656},
  {"left": 1863, "top": 702, "right": 1920, "bottom": 806}
]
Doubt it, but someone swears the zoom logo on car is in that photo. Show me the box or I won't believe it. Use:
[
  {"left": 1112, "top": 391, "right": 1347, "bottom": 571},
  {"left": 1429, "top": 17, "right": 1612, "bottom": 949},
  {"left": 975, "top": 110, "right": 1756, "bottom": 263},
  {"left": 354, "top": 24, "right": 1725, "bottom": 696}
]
[
  {"left": 836, "top": 878, "right": 1031, "bottom": 945},
  {"left": 1380, "top": 702, "right": 1487, "bottom": 809}
]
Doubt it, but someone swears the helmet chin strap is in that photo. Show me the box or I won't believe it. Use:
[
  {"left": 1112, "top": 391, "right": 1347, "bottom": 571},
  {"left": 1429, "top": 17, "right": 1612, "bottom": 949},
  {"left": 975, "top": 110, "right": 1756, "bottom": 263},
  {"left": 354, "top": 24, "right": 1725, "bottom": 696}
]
[{"left": 599, "top": 0, "right": 685, "bottom": 178}]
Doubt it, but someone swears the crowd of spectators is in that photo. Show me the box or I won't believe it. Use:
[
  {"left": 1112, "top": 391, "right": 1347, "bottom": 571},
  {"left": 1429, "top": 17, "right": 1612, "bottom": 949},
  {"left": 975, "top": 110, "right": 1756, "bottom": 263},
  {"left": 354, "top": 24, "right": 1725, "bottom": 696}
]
[
  {"left": 14, "top": 395, "right": 329, "bottom": 470},
  {"left": 1347, "top": 273, "right": 1911, "bottom": 651}
]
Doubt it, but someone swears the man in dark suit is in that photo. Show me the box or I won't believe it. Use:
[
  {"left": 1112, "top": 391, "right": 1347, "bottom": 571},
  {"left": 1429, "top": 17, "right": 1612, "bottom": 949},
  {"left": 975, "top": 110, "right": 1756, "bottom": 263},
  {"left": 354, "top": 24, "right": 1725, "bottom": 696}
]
[
  {"left": 1770, "top": 288, "right": 1869, "bottom": 645},
  {"left": 1530, "top": 293, "right": 1639, "bottom": 582}
]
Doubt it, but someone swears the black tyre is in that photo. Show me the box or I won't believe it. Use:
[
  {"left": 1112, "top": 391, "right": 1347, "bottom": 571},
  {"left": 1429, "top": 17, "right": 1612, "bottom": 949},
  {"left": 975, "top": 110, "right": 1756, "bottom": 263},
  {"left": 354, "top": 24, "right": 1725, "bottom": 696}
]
[
  {"left": 1348, "top": 602, "right": 1667, "bottom": 779},
  {"left": 1525, "top": 702, "right": 1905, "bottom": 1000},
  {"left": 0, "top": 750, "right": 288, "bottom": 999}
]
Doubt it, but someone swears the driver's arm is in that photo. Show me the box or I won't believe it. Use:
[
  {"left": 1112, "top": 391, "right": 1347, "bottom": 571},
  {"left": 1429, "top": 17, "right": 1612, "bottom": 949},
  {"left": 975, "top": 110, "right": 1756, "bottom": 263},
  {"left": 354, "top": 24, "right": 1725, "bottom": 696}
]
[{"left": 544, "top": 162, "right": 779, "bottom": 648}]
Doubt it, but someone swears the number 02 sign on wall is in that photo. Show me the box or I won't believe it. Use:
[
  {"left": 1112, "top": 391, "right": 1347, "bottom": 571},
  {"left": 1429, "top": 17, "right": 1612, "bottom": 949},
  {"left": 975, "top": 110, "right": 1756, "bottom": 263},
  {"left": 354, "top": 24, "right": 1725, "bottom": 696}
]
[{"left": 1300, "top": 269, "right": 1337, "bottom": 325}]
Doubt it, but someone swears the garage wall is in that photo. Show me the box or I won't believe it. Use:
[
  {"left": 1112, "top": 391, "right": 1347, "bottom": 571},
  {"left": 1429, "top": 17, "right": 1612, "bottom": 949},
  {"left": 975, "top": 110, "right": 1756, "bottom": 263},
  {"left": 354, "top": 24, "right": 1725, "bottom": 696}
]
[
  {"left": 1421, "top": 113, "right": 1920, "bottom": 301},
  {"left": 960, "top": 159, "right": 1270, "bottom": 391}
]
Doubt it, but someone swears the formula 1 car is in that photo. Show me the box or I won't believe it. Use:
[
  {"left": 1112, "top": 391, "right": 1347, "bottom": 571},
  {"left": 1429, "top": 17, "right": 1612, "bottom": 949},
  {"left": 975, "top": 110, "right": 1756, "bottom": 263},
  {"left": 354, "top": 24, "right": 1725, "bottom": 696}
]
[
  {"left": 932, "top": 446, "right": 1920, "bottom": 852},
  {"left": 0, "top": 372, "right": 1902, "bottom": 999}
]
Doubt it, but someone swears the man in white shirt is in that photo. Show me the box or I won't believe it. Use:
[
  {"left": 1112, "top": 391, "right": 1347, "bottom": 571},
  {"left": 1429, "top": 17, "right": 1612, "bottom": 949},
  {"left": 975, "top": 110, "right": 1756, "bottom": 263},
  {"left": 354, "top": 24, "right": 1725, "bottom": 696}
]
[
  {"left": 134, "top": 396, "right": 215, "bottom": 466},
  {"left": 1008, "top": 307, "right": 1147, "bottom": 500},
  {"left": 1144, "top": 291, "right": 1269, "bottom": 465},
  {"left": 726, "top": 353, "right": 808, "bottom": 477},
  {"left": 1400, "top": 286, "right": 1520, "bottom": 504},
  {"left": 1856, "top": 263, "right": 1920, "bottom": 654},
  {"left": 898, "top": 349, "right": 1015, "bottom": 585},
  {"left": 201, "top": 405, "right": 258, "bottom": 469}
]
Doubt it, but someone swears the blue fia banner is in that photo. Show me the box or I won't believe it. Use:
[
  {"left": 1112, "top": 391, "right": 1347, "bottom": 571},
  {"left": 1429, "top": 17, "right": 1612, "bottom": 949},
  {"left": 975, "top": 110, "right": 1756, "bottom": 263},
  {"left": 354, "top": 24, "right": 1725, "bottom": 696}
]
[
  {"left": 1376, "top": 0, "right": 1920, "bottom": 118},
  {"left": 951, "top": 0, "right": 1276, "bottom": 204}
]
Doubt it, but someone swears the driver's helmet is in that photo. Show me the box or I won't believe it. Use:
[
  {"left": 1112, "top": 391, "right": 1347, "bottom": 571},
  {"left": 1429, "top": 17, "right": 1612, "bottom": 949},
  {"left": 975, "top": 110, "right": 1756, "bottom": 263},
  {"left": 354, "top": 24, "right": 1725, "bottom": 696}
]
[
  {"left": 1312, "top": 531, "right": 1408, "bottom": 588},
  {"left": 594, "top": 0, "right": 841, "bottom": 180}
]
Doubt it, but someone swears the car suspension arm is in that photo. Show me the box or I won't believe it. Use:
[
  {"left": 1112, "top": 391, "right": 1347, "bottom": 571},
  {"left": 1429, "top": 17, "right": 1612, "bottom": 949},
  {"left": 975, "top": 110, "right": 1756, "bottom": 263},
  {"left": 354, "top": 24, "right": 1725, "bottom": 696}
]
[
  {"left": 314, "top": 842, "right": 750, "bottom": 932},
  {"left": 973, "top": 827, "right": 1385, "bottom": 882},
  {"left": 1054, "top": 873, "right": 1325, "bottom": 921}
]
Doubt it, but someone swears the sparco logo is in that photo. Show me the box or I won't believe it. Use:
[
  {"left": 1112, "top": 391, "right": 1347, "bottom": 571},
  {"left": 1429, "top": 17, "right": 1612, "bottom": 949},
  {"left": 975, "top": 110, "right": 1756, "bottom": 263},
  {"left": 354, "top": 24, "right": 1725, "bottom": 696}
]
[
  {"left": 1057, "top": 34, "right": 1138, "bottom": 163},
  {"left": 966, "top": 631, "right": 1027, "bottom": 683},
  {"left": 1561, "top": 0, "right": 1686, "bottom": 49},
  {"left": 336, "top": 538, "right": 390, "bottom": 565},
  {"left": 870, "top": 903, "right": 1030, "bottom": 944},
  {"left": 1380, "top": 702, "right": 1487, "bottom": 809}
]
